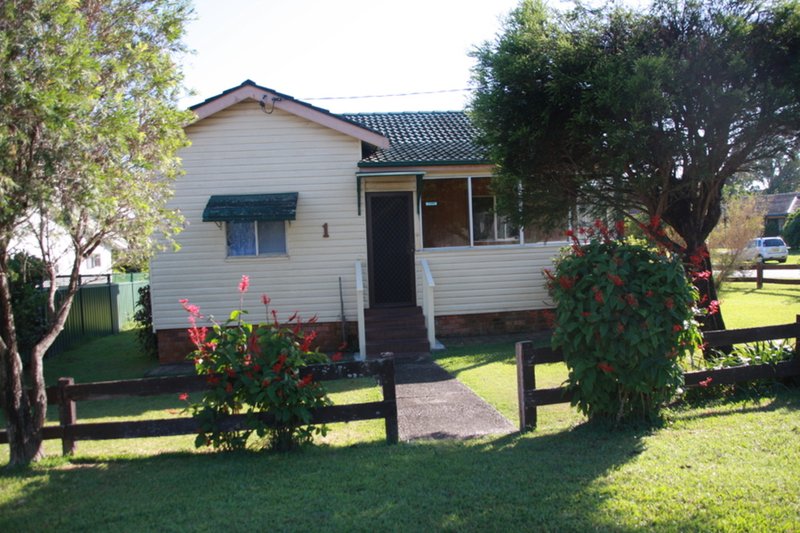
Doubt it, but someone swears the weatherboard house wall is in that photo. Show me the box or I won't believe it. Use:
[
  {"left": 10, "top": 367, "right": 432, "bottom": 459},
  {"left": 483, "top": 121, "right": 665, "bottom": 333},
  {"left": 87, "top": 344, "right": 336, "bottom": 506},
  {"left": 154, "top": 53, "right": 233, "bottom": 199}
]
[{"left": 150, "top": 81, "right": 561, "bottom": 363}]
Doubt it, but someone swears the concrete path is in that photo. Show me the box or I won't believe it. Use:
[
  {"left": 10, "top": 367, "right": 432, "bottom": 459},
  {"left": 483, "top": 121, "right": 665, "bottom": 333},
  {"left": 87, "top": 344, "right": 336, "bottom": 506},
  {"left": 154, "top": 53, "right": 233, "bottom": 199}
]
[{"left": 394, "top": 356, "right": 516, "bottom": 441}]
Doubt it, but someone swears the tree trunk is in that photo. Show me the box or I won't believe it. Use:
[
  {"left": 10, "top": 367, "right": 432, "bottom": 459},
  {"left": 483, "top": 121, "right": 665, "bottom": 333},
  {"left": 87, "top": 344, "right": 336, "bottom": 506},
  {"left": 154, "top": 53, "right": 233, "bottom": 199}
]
[{"left": 0, "top": 266, "right": 45, "bottom": 466}]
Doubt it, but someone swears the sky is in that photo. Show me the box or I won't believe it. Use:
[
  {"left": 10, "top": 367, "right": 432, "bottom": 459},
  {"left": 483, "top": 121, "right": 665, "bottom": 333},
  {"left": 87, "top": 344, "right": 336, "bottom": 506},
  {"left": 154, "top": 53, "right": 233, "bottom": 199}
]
[{"left": 180, "top": 0, "right": 524, "bottom": 113}]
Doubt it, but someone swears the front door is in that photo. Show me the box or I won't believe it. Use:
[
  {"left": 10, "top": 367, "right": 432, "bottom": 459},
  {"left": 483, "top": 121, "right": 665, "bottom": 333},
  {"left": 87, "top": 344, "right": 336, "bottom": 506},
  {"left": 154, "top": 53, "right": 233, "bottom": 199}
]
[{"left": 366, "top": 192, "right": 416, "bottom": 307}]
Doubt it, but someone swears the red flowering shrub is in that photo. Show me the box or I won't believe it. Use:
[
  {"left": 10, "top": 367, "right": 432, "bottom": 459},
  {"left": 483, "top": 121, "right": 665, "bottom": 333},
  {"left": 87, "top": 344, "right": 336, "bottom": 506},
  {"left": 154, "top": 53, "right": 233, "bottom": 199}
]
[
  {"left": 547, "top": 222, "right": 702, "bottom": 424},
  {"left": 182, "top": 275, "right": 332, "bottom": 452}
]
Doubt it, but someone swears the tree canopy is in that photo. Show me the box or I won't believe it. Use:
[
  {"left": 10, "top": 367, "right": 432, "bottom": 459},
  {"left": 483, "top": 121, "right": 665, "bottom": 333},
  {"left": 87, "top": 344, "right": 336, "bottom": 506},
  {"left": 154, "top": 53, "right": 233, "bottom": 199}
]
[
  {"left": 471, "top": 0, "right": 800, "bottom": 255},
  {"left": 0, "top": 0, "right": 192, "bottom": 465}
]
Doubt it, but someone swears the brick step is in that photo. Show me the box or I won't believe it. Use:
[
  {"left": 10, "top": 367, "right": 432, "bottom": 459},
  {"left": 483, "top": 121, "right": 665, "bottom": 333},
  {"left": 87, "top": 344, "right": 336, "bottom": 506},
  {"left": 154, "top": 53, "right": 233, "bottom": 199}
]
[{"left": 365, "top": 324, "right": 428, "bottom": 339}]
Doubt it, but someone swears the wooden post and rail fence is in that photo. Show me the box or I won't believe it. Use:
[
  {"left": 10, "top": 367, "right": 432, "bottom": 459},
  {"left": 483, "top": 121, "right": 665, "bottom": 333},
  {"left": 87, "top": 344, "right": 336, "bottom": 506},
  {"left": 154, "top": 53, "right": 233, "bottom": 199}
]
[
  {"left": 725, "top": 263, "right": 800, "bottom": 289},
  {"left": 516, "top": 317, "right": 800, "bottom": 432},
  {"left": 0, "top": 358, "right": 398, "bottom": 455}
]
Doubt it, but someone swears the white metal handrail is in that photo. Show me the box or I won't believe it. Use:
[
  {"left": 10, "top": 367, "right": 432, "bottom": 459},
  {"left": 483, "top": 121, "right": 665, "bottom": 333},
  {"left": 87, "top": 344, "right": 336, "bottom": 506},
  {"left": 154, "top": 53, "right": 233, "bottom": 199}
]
[
  {"left": 355, "top": 260, "right": 366, "bottom": 360},
  {"left": 420, "top": 259, "right": 436, "bottom": 349}
]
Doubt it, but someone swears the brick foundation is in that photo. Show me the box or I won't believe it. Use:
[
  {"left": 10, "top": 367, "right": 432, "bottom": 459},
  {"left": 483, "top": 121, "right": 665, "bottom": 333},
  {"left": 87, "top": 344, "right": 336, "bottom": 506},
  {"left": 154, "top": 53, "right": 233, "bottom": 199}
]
[
  {"left": 434, "top": 309, "right": 554, "bottom": 339},
  {"left": 156, "top": 321, "right": 359, "bottom": 365}
]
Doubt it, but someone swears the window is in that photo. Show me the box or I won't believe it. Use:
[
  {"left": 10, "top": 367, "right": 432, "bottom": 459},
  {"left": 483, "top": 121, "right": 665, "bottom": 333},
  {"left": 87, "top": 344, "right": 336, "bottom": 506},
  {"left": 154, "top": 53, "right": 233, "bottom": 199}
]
[
  {"left": 226, "top": 220, "right": 286, "bottom": 257},
  {"left": 86, "top": 254, "right": 102, "bottom": 269},
  {"left": 422, "top": 177, "right": 522, "bottom": 248}
]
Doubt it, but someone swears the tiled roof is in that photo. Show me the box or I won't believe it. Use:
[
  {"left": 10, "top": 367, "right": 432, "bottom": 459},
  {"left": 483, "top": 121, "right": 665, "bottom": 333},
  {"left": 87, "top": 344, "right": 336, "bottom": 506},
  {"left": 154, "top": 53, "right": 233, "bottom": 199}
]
[
  {"left": 760, "top": 192, "right": 800, "bottom": 217},
  {"left": 341, "top": 111, "right": 489, "bottom": 167}
]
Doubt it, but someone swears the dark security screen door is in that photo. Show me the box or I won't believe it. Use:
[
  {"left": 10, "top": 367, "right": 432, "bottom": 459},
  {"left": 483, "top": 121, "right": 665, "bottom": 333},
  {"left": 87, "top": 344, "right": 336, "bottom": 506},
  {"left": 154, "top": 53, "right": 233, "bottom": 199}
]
[{"left": 366, "top": 192, "right": 416, "bottom": 307}]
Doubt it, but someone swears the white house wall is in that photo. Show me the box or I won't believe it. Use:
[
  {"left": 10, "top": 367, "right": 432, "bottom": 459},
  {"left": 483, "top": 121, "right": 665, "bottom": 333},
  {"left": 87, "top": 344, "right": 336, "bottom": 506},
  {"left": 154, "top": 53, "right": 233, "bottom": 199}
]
[{"left": 151, "top": 101, "right": 367, "bottom": 331}]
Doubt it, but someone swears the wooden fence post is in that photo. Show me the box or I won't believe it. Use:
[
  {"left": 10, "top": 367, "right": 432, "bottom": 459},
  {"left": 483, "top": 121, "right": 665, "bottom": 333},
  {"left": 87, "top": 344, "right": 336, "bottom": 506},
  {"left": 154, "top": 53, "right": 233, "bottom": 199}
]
[
  {"left": 58, "top": 377, "right": 76, "bottom": 456},
  {"left": 516, "top": 341, "right": 536, "bottom": 433},
  {"left": 756, "top": 263, "right": 763, "bottom": 289},
  {"left": 380, "top": 359, "right": 399, "bottom": 444}
]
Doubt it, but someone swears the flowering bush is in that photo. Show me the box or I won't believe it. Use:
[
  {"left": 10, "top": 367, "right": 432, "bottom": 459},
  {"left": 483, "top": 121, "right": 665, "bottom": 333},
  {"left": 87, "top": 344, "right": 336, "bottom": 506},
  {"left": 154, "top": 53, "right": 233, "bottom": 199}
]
[
  {"left": 547, "top": 221, "right": 702, "bottom": 424},
  {"left": 181, "top": 275, "right": 334, "bottom": 452}
]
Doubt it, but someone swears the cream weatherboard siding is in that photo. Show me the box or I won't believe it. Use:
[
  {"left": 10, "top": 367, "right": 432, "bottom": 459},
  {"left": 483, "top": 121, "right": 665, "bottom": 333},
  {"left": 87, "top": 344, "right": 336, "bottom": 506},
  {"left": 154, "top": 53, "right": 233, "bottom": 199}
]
[
  {"left": 416, "top": 244, "right": 562, "bottom": 317},
  {"left": 151, "top": 101, "right": 368, "bottom": 332}
]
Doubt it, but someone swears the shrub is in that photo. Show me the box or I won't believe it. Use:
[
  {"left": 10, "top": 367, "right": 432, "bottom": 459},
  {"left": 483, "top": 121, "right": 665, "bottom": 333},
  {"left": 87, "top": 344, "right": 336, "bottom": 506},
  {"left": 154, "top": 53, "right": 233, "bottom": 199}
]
[
  {"left": 548, "top": 221, "right": 702, "bottom": 424},
  {"left": 684, "top": 340, "right": 796, "bottom": 403},
  {"left": 133, "top": 285, "right": 158, "bottom": 359},
  {"left": 782, "top": 210, "right": 800, "bottom": 249},
  {"left": 181, "top": 275, "right": 334, "bottom": 452}
]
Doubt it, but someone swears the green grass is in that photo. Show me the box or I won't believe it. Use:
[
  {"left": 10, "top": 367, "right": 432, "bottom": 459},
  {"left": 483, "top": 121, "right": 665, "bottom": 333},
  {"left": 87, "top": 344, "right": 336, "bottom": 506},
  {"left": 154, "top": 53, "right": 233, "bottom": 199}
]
[
  {"left": 1, "top": 289, "right": 799, "bottom": 531},
  {"left": 717, "top": 284, "right": 800, "bottom": 329}
]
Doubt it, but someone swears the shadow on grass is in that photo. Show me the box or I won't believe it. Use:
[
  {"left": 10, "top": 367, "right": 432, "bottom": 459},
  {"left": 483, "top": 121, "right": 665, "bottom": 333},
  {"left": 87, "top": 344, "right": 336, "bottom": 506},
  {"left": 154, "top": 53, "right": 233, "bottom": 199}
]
[
  {"left": 669, "top": 386, "right": 800, "bottom": 422},
  {"left": 0, "top": 425, "right": 650, "bottom": 532}
]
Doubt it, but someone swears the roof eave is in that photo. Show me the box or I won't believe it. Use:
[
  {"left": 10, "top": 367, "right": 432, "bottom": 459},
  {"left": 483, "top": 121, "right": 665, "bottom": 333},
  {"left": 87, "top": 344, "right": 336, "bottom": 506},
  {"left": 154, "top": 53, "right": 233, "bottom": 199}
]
[{"left": 358, "top": 159, "right": 490, "bottom": 168}]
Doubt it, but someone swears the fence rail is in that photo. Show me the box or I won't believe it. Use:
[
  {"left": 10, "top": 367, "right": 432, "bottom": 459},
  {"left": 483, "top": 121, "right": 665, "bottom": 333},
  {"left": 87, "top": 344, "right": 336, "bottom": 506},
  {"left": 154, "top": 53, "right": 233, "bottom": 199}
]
[
  {"left": 0, "top": 358, "right": 398, "bottom": 454},
  {"left": 725, "top": 263, "right": 800, "bottom": 289},
  {"left": 516, "top": 317, "right": 800, "bottom": 432}
]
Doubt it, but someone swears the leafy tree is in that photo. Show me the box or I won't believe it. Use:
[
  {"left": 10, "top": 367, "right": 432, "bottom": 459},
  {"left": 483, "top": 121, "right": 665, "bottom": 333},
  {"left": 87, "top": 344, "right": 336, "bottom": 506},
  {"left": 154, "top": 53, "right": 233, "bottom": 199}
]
[
  {"left": 471, "top": 0, "right": 800, "bottom": 330},
  {"left": 0, "top": 0, "right": 191, "bottom": 466},
  {"left": 783, "top": 209, "right": 800, "bottom": 248},
  {"left": 748, "top": 156, "right": 800, "bottom": 194}
]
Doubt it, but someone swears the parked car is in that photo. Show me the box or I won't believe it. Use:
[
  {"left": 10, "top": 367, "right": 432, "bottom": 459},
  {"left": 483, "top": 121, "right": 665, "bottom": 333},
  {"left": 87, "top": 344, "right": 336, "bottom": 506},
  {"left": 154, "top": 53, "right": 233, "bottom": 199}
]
[{"left": 742, "top": 237, "right": 789, "bottom": 263}]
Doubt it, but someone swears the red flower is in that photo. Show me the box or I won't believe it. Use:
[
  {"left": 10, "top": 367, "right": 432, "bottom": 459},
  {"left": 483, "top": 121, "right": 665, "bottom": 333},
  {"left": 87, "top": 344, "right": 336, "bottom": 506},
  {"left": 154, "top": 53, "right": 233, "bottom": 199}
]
[
  {"left": 188, "top": 325, "right": 208, "bottom": 348},
  {"left": 597, "top": 362, "right": 615, "bottom": 373},
  {"left": 300, "top": 331, "right": 318, "bottom": 352},
  {"left": 207, "top": 375, "right": 220, "bottom": 385},
  {"left": 645, "top": 290, "right": 654, "bottom": 298},
  {"left": 607, "top": 274, "right": 624, "bottom": 287},
  {"left": 594, "top": 290, "right": 604, "bottom": 304},
  {"left": 247, "top": 334, "right": 262, "bottom": 356},
  {"left": 238, "top": 274, "right": 250, "bottom": 294},
  {"left": 225, "top": 382, "right": 234, "bottom": 393},
  {"left": 672, "top": 324, "right": 682, "bottom": 332},
  {"left": 664, "top": 297, "right": 674, "bottom": 310},
  {"left": 331, "top": 352, "right": 344, "bottom": 362},
  {"left": 226, "top": 368, "right": 236, "bottom": 378},
  {"left": 708, "top": 300, "right": 720, "bottom": 315},
  {"left": 698, "top": 377, "right": 713, "bottom": 388},
  {"left": 616, "top": 322, "right": 625, "bottom": 334},
  {"left": 261, "top": 378, "right": 270, "bottom": 387},
  {"left": 253, "top": 363, "right": 262, "bottom": 372},
  {"left": 624, "top": 293, "right": 638, "bottom": 307},
  {"left": 693, "top": 270, "right": 712, "bottom": 281},
  {"left": 180, "top": 299, "right": 201, "bottom": 317},
  {"left": 581, "top": 311, "right": 592, "bottom": 318},
  {"left": 544, "top": 269, "right": 556, "bottom": 281},
  {"left": 178, "top": 392, "right": 189, "bottom": 401},
  {"left": 614, "top": 219, "right": 625, "bottom": 237},
  {"left": 565, "top": 229, "right": 574, "bottom": 238},
  {"left": 558, "top": 276, "right": 575, "bottom": 290},
  {"left": 298, "top": 374, "right": 313, "bottom": 388},
  {"left": 261, "top": 293, "right": 271, "bottom": 306}
]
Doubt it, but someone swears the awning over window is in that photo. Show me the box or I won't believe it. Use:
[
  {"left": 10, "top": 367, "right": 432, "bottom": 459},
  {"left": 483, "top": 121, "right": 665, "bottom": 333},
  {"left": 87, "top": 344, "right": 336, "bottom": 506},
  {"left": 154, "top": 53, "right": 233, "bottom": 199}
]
[{"left": 202, "top": 193, "right": 298, "bottom": 222}]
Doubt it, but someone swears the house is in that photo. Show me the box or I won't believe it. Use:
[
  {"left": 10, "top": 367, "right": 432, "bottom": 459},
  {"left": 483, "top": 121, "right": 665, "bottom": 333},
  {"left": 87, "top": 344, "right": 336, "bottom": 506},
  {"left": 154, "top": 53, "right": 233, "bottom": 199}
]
[
  {"left": 760, "top": 192, "right": 799, "bottom": 236},
  {"left": 9, "top": 213, "right": 113, "bottom": 281},
  {"left": 150, "top": 80, "right": 563, "bottom": 363}
]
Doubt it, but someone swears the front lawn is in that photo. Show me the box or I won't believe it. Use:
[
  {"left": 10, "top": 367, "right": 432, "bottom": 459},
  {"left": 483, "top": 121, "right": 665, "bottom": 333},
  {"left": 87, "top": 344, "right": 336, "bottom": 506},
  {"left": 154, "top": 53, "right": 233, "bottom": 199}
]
[{"left": 1, "top": 287, "right": 799, "bottom": 531}]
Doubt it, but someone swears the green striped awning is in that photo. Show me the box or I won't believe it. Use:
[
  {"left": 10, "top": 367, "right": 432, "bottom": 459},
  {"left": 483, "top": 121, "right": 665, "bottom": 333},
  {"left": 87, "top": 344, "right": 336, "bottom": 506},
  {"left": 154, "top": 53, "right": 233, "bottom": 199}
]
[{"left": 202, "top": 193, "right": 298, "bottom": 222}]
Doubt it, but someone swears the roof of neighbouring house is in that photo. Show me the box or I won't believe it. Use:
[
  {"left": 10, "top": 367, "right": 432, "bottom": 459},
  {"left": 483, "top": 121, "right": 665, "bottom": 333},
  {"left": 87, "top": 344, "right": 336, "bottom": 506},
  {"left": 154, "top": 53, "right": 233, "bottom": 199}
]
[
  {"left": 342, "top": 111, "right": 489, "bottom": 167},
  {"left": 760, "top": 192, "right": 800, "bottom": 217}
]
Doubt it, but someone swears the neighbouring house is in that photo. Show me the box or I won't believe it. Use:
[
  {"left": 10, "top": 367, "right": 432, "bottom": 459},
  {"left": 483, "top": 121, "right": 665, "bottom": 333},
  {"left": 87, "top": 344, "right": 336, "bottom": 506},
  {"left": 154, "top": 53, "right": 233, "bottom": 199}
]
[
  {"left": 9, "top": 213, "right": 113, "bottom": 281},
  {"left": 760, "top": 192, "right": 800, "bottom": 236},
  {"left": 150, "top": 80, "right": 564, "bottom": 363}
]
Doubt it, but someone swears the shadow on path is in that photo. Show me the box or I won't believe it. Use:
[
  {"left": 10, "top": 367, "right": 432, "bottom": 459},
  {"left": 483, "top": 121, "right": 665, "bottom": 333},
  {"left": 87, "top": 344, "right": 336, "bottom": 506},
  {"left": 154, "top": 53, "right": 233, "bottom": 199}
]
[{"left": 394, "top": 356, "right": 516, "bottom": 441}]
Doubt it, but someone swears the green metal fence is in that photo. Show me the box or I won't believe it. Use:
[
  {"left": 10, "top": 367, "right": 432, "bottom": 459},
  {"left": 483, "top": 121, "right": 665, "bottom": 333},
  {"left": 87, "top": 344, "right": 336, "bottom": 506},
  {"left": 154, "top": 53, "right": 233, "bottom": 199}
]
[{"left": 46, "top": 274, "right": 149, "bottom": 357}]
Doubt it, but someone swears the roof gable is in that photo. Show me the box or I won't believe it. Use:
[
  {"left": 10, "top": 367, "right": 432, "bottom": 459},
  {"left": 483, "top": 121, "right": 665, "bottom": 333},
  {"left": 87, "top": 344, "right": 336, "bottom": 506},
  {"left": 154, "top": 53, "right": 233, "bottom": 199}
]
[
  {"left": 761, "top": 192, "right": 800, "bottom": 217},
  {"left": 189, "top": 80, "right": 389, "bottom": 149}
]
